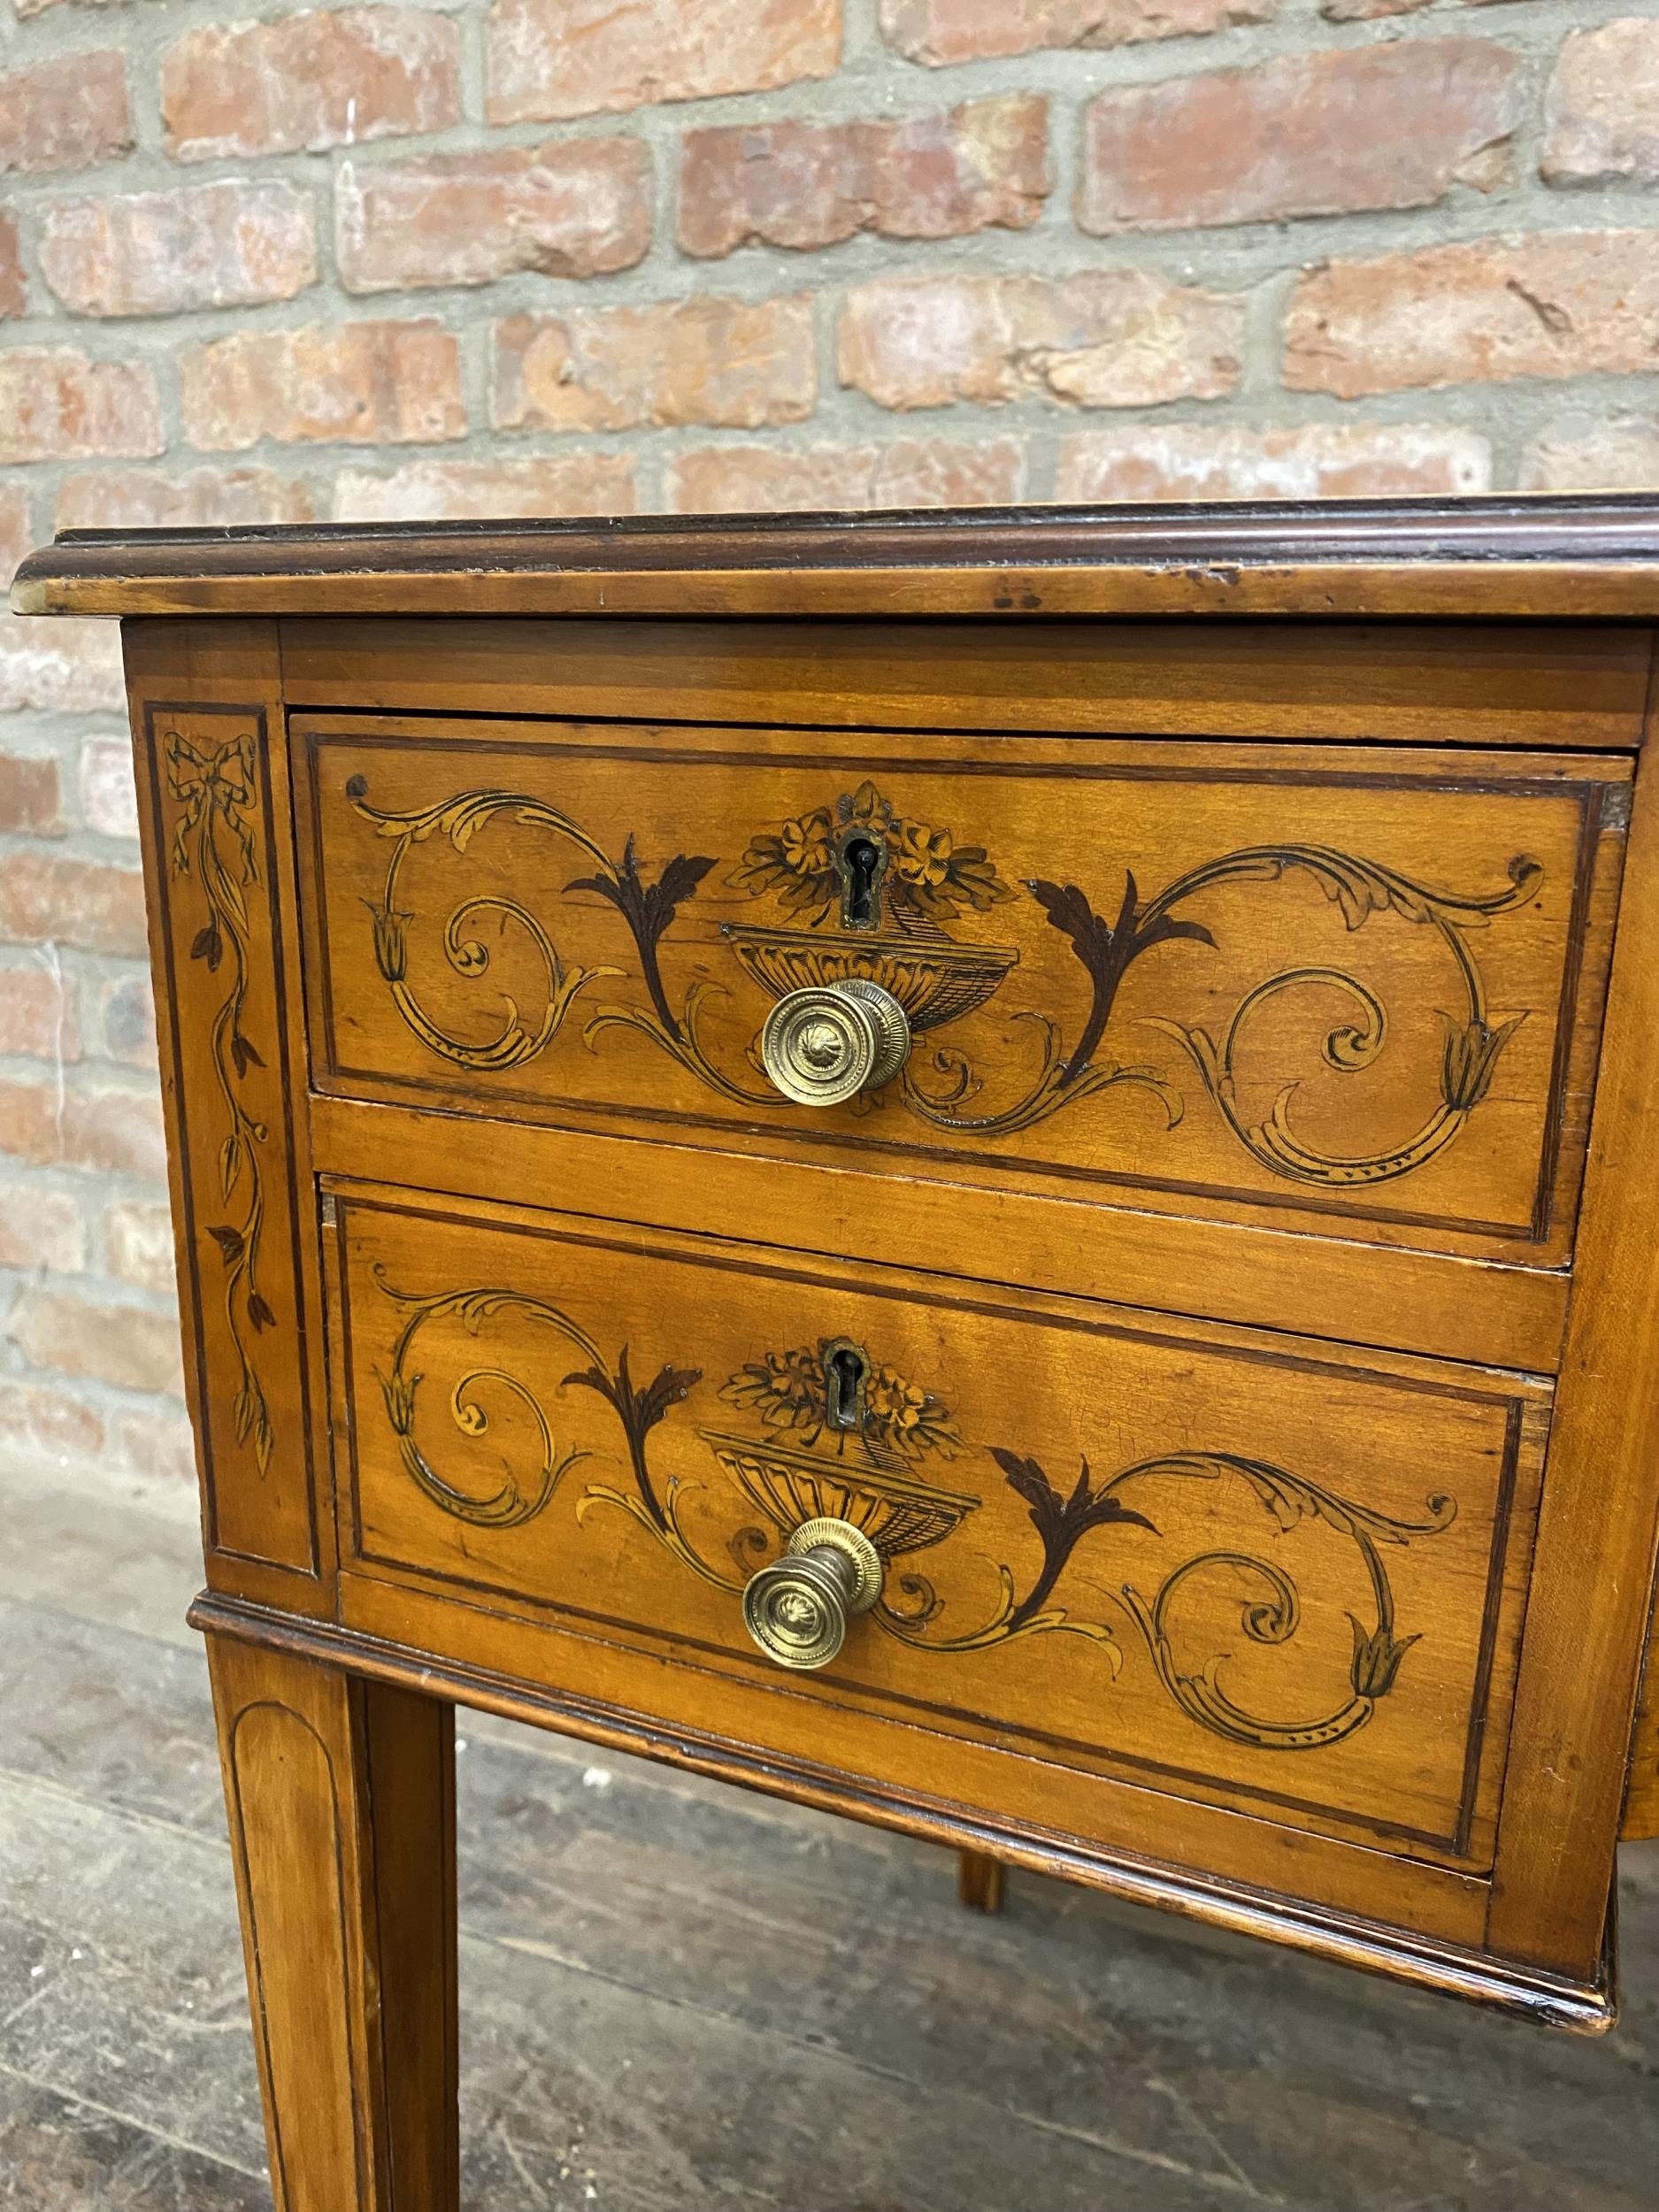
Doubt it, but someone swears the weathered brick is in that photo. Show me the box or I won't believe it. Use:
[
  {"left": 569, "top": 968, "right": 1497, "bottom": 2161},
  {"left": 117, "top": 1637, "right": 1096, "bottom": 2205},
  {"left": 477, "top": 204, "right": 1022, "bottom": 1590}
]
[
  {"left": 162, "top": 7, "right": 460, "bottom": 163},
  {"left": 0, "top": 964, "right": 79, "bottom": 1061},
  {"left": 0, "top": 1182, "right": 87, "bottom": 1273},
  {"left": 0, "top": 754, "right": 63, "bottom": 836},
  {"left": 0, "top": 615, "right": 127, "bottom": 715},
  {"left": 0, "top": 1378, "right": 105, "bottom": 1469},
  {"left": 114, "top": 1406, "right": 196, "bottom": 1486},
  {"left": 40, "top": 181, "right": 317, "bottom": 319},
  {"left": 55, "top": 467, "right": 316, "bottom": 532},
  {"left": 104, "top": 1200, "right": 178, "bottom": 1296},
  {"left": 1079, "top": 41, "right": 1520, "bottom": 235},
  {"left": 0, "top": 486, "right": 28, "bottom": 580},
  {"left": 495, "top": 293, "right": 816, "bottom": 434},
  {"left": 1321, "top": 0, "right": 1429, "bottom": 17},
  {"left": 488, "top": 0, "right": 841, "bottom": 126},
  {"left": 839, "top": 273, "right": 1242, "bottom": 411},
  {"left": 96, "top": 972, "right": 157, "bottom": 1070},
  {"left": 0, "top": 852, "right": 147, "bottom": 957},
  {"left": 879, "top": 0, "right": 1272, "bottom": 66},
  {"left": 337, "top": 138, "right": 649, "bottom": 295},
  {"left": 0, "top": 1077, "right": 166, "bottom": 1181},
  {"left": 79, "top": 737, "right": 138, "bottom": 841},
  {"left": 1056, "top": 422, "right": 1491, "bottom": 503},
  {"left": 1519, "top": 417, "right": 1659, "bottom": 492},
  {"left": 181, "top": 321, "right": 465, "bottom": 450},
  {"left": 0, "top": 214, "right": 25, "bottom": 319},
  {"left": 1285, "top": 231, "right": 1659, "bottom": 399},
  {"left": 0, "top": 52, "right": 130, "bottom": 175},
  {"left": 1544, "top": 20, "right": 1659, "bottom": 188},
  {"left": 680, "top": 95, "right": 1046, "bottom": 258},
  {"left": 8, "top": 1286, "right": 184, "bottom": 1397},
  {"left": 667, "top": 437, "right": 1025, "bottom": 512},
  {"left": 334, "top": 453, "right": 636, "bottom": 521},
  {"left": 0, "top": 350, "right": 162, "bottom": 464}
]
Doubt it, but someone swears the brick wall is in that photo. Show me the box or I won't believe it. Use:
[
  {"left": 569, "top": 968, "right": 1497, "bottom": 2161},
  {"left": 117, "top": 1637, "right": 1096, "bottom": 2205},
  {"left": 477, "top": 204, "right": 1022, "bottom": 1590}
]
[{"left": 2, "top": 0, "right": 1657, "bottom": 1501}]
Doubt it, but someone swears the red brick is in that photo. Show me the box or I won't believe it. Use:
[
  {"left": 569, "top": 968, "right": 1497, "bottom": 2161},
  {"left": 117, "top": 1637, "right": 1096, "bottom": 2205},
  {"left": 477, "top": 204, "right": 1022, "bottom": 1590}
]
[
  {"left": 667, "top": 437, "right": 1025, "bottom": 512},
  {"left": 114, "top": 1406, "right": 197, "bottom": 1486},
  {"left": 0, "top": 754, "right": 63, "bottom": 835},
  {"left": 162, "top": 7, "right": 460, "bottom": 163},
  {"left": 1285, "top": 231, "right": 1659, "bottom": 399},
  {"left": 680, "top": 95, "right": 1046, "bottom": 258},
  {"left": 40, "top": 181, "right": 317, "bottom": 319},
  {"left": 1519, "top": 418, "right": 1659, "bottom": 492},
  {"left": 1544, "top": 21, "right": 1659, "bottom": 188},
  {"left": 0, "top": 52, "right": 130, "bottom": 175},
  {"left": 337, "top": 138, "right": 649, "bottom": 294},
  {"left": 0, "top": 214, "right": 24, "bottom": 319},
  {"left": 489, "top": 0, "right": 841, "bottom": 126},
  {"left": 1080, "top": 41, "right": 1520, "bottom": 235},
  {"left": 55, "top": 467, "right": 316, "bottom": 532},
  {"left": 0, "top": 964, "right": 80, "bottom": 1061},
  {"left": 879, "top": 0, "right": 1272, "bottom": 66},
  {"left": 0, "top": 1077, "right": 167, "bottom": 1180},
  {"left": 104, "top": 1200, "right": 178, "bottom": 1296},
  {"left": 0, "top": 1183, "right": 86, "bottom": 1272},
  {"left": 0, "top": 350, "right": 162, "bottom": 464},
  {"left": 8, "top": 1286, "right": 184, "bottom": 1397},
  {"left": 838, "top": 272, "right": 1242, "bottom": 411},
  {"left": 1056, "top": 422, "right": 1491, "bottom": 503},
  {"left": 181, "top": 321, "right": 465, "bottom": 450},
  {"left": 0, "top": 615, "right": 127, "bottom": 715},
  {"left": 96, "top": 972, "right": 157, "bottom": 1070},
  {"left": 0, "top": 486, "right": 28, "bottom": 580},
  {"left": 495, "top": 293, "right": 816, "bottom": 434},
  {"left": 0, "top": 852, "right": 147, "bottom": 957},
  {"left": 79, "top": 737, "right": 137, "bottom": 841},
  {"left": 0, "top": 1378, "right": 105, "bottom": 1468},
  {"left": 334, "top": 454, "right": 636, "bottom": 521}
]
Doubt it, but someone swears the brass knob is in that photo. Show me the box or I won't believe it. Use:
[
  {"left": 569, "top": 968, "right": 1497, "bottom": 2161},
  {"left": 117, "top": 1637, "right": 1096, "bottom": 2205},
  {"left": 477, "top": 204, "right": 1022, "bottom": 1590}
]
[
  {"left": 742, "top": 1517, "right": 883, "bottom": 1671},
  {"left": 758, "top": 980, "right": 910, "bottom": 1107}
]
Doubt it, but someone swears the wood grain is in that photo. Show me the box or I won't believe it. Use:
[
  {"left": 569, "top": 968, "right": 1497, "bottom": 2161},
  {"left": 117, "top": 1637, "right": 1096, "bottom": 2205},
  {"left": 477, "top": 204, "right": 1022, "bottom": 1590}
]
[
  {"left": 278, "top": 617, "right": 1655, "bottom": 753},
  {"left": 125, "top": 621, "right": 333, "bottom": 1612},
  {"left": 1487, "top": 742, "right": 1659, "bottom": 1976},
  {"left": 205, "top": 1632, "right": 458, "bottom": 2211},
  {"left": 193, "top": 1587, "right": 1614, "bottom": 2032},
  {"left": 17, "top": 495, "right": 1659, "bottom": 623},
  {"left": 296, "top": 717, "right": 1628, "bottom": 1278},
  {"left": 328, "top": 1176, "right": 1548, "bottom": 1878}
]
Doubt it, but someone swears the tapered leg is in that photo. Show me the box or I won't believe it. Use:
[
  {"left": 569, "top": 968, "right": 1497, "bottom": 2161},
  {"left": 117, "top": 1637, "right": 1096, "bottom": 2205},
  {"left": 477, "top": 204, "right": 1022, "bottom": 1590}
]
[
  {"left": 206, "top": 1633, "right": 459, "bottom": 2212},
  {"left": 957, "top": 1848, "right": 1007, "bottom": 1914}
]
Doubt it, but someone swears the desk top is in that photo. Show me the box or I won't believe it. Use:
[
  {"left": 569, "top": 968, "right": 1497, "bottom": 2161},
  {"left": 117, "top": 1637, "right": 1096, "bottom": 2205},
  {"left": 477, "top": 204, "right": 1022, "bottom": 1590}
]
[{"left": 13, "top": 495, "right": 1659, "bottom": 623}]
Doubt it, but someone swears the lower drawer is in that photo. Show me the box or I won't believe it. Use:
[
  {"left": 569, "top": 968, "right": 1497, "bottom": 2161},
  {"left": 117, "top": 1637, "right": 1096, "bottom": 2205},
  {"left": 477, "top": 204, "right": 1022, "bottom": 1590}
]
[{"left": 324, "top": 1178, "right": 1549, "bottom": 1945}]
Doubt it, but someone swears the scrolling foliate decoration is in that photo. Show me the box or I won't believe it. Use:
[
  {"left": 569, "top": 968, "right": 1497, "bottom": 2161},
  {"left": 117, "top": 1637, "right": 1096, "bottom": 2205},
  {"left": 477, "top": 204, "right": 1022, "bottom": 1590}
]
[
  {"left": 350, "top": 769, "right": 1540, "bottom": 1188},
  {"left": 375, "top": 1271, "right": 1456, "bottom": 1753},
  {"left": 166, "top": 728, "right": 275, "bottom": 1470}
]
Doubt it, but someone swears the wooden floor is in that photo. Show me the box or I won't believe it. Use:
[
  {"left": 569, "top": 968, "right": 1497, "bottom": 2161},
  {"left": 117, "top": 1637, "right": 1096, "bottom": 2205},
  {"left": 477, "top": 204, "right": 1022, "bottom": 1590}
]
[{"left": 2, "top": 1464, "right": 1656, "bottom": 2212}]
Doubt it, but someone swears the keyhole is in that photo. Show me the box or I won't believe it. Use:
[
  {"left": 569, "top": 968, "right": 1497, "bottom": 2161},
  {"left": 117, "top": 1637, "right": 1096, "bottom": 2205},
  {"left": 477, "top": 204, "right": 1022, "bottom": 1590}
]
[
  {"left": 841, "top": 835, "right": 882, "bottom": 929},
  {"left": 825, "top": 1344, "right": 866, "bottom": 1431}
]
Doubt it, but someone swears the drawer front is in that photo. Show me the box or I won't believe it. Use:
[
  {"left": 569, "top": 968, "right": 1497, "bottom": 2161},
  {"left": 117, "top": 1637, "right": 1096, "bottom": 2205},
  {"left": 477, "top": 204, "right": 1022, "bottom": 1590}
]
[
  {"left": 328, "top": 1181, "right": 1547, "bottom": 1879},
  {"left": 298, "top": 718, "right": 1625, "bottom": 1270}
]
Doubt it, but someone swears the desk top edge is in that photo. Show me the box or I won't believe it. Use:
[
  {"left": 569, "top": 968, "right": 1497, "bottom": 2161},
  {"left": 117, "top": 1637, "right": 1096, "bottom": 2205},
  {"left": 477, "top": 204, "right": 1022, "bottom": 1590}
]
[{"left": 17, "top": 494, "right": 1659, "bottom": 620}]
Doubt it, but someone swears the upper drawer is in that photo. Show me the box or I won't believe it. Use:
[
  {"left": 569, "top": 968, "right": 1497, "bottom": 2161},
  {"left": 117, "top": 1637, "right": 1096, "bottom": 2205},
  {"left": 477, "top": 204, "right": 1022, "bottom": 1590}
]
[{"left": 296, "top": 716, "right": 1627, "bottom": 1275}]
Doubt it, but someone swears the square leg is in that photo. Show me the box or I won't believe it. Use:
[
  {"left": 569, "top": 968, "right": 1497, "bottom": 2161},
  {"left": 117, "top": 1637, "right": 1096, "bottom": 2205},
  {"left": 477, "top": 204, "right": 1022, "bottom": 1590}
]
[{"left": 207, "top": 1633, "right": 459, "bottom": 2212}]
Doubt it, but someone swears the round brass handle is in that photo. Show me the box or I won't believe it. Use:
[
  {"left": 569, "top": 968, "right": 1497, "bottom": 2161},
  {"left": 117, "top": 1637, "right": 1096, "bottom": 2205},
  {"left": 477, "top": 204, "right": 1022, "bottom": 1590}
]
[
  {"left": 742, "top": 1517, "right": 884, "bottom": 1671},
  {"left": 757, "top": 979, "right": 910, "bottom": 1108}
]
